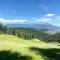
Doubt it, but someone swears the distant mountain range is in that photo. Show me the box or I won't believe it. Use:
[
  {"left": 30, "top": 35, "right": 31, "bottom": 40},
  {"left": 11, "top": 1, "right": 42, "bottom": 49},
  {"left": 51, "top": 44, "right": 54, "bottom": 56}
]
[{"left": 7, "top": 23, "right": 60, "bottom": 30}]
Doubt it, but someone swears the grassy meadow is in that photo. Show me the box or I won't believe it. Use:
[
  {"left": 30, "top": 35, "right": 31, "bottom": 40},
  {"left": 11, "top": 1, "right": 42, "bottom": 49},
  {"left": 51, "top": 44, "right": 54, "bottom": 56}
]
[{"left": 0, "top": 34, "right": 60, "bottom": 60}]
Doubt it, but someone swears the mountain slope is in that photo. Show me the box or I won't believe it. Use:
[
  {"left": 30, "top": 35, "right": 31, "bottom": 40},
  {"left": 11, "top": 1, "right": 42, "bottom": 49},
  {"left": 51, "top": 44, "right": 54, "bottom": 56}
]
[
  {"left": 0, "top": 34, "right": 60, "bottom": 60},
  {"left": 7, "top": 23, "right": 59, "bottom": 30}
]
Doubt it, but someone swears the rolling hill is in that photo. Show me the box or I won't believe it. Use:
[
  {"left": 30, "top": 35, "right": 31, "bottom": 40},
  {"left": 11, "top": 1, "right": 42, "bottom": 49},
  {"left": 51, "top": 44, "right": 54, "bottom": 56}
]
[{"left": 0, "top": 34, "right": 60, "bottom": 60}]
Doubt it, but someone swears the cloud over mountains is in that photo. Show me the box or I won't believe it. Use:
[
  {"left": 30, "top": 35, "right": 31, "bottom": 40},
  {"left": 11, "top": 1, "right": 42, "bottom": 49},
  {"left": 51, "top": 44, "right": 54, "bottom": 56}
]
[{"left": 0, "top": 13, "right": 59, "bottom": 26}]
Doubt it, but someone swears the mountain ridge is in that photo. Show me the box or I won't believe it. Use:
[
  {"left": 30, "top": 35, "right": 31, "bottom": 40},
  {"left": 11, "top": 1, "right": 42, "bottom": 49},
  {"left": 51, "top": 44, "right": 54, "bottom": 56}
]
[{"left": 7, "top": 23, "right": 60, "bottom": 30}]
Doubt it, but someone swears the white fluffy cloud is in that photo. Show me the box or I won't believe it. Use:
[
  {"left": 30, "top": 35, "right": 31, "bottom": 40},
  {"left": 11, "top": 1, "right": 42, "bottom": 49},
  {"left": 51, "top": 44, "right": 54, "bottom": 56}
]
[
  {"left": 0, "top": 17, "right": 52, "bottom": 24},
  {"left": 0, "top": 18, "right": 27, "bottom": 24},
  {"left": 0, "top": 13, "right": 57, "bottom": 25},
  {"left": 35, "top": 17, "right": 52, "bottom": 24},
  {"left": 45, "top": 14, "right": 56, "bottom": 17},
  {"left": 36, "top": 18, "right": 51, "bottom": 22}
]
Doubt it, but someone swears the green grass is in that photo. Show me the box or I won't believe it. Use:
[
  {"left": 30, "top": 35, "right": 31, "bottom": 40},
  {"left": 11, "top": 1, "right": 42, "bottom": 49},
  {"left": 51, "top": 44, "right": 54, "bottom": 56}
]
[{"left": 0, "top": 34, "right": 60, "bottom": 60}]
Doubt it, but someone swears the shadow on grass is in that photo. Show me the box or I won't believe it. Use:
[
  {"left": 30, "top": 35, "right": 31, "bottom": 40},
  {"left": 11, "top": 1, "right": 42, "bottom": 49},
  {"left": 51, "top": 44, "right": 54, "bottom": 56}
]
[
  {"left": 30, "top": 47, "right": 60, "bottom": 60},
  {"left": 0, "top": 50, "right": 32, "bottom": 60}
]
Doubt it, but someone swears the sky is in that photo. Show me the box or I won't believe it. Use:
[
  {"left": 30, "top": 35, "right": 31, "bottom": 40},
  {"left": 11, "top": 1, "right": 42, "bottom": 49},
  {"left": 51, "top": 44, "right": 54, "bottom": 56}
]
[{"left": 0, "top": 0, "right": 60, "bottom": 26}]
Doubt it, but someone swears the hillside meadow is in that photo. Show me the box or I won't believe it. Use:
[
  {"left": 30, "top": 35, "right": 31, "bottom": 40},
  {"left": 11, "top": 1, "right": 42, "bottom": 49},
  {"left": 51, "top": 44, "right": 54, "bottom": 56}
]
[{"left": 0, "top": 34, "right": 60, "bottom": 60}]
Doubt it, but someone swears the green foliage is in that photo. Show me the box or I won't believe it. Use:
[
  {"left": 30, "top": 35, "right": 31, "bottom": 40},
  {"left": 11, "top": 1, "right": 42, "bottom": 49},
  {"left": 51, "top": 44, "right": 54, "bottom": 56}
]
[
  {"left": 0, "top": 24, "right": 7, "bottom": 33},
  {"left": 0, "top": 24, "right": 60, "bottom": 43}
]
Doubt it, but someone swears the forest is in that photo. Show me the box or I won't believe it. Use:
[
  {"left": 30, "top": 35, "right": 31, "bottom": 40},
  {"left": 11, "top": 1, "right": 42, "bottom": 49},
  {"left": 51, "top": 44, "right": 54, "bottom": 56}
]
[{"left": 0, "top": 24, "right": 60, "bottom": 43}]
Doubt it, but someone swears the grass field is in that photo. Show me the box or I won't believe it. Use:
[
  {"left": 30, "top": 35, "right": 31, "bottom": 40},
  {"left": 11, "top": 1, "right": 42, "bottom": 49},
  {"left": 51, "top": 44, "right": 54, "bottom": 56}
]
[{"left": 0, "top": 34, "right": 60, "bottom": 60}]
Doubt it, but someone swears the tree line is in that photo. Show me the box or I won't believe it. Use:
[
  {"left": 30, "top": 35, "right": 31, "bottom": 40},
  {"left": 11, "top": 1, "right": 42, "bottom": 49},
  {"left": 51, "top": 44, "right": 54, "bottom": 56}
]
[{"left": 0, "top": 24, "right": 60, "bottom": 43}]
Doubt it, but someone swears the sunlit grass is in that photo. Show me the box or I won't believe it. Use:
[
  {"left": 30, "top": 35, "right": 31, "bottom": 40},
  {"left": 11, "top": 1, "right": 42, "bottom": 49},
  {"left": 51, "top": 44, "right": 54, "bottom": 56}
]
[{"left": 0, "top": 34, "right": 59, "bottom": 60}]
